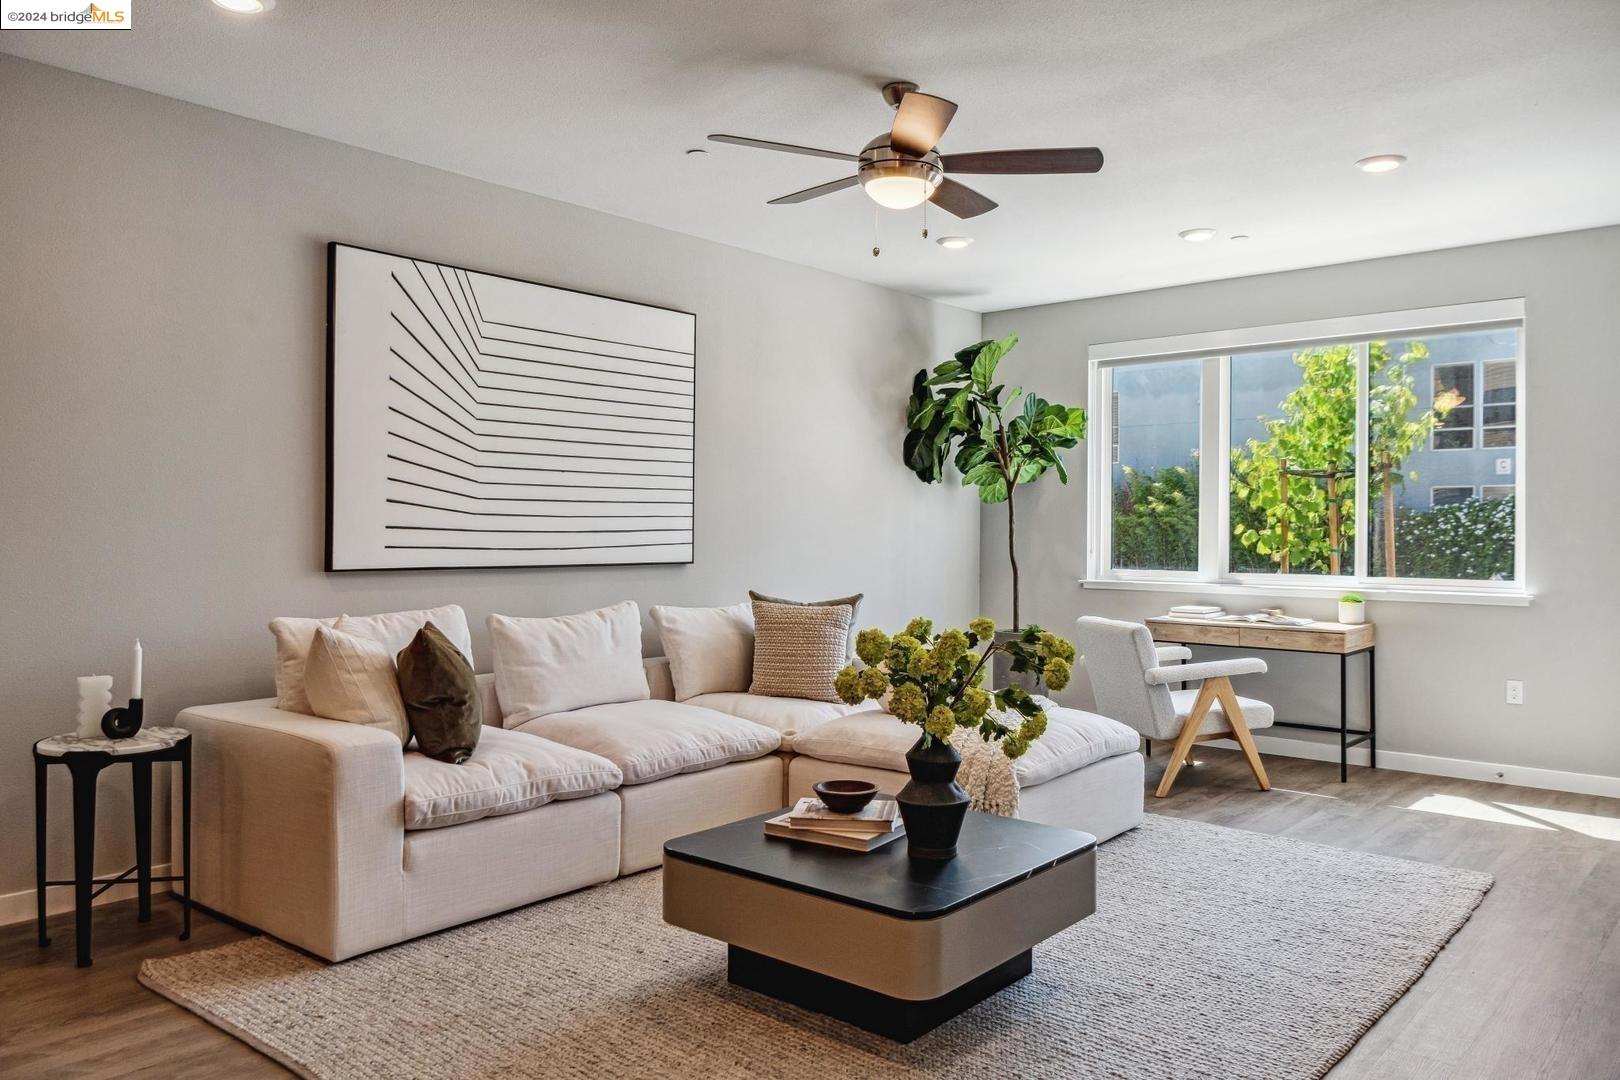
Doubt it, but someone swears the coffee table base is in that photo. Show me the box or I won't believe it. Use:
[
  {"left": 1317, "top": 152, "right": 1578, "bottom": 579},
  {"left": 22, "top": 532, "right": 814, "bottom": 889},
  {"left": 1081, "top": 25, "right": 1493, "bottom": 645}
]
[{"left": 728, "top": 944, "right": 1033, "bottom": 1043}]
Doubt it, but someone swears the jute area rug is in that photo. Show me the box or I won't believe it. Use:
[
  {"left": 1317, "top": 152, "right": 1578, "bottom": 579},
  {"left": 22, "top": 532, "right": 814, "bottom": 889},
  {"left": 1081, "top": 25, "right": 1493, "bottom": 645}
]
[{"left": 140, "top": 815, "right": 1491, "bottom": 1080}]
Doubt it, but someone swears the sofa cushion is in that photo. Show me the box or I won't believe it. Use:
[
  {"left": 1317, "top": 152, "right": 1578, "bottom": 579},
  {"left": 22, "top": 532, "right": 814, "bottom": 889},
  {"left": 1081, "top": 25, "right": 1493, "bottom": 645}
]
[
  {"left": 650, "top": 602, "right": 754, "bottom": 700},
  {"left": 270, "top": 605, "right": 472, "bottom": 715},
  {"left": 397, "top": 623, "right": 483, "bottom": 764},
  {"left": 402, "top": 727, "right": 622, "bottom": 830},
  {"left": 686, "top": 692, "right": 868, "bottom": 751},
  {"left": 516, "top": 698, "right": 781, "bottom": 786},
  {"left": 489, "top": 602, "right": 648, "bottom": 724},
  {"left": 790, "top": 704, "right": 1141, "bottom": 789}
]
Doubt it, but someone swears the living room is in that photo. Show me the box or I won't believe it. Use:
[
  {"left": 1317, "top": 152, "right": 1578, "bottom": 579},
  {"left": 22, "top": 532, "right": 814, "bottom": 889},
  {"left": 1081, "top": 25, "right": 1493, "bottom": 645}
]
[{"left": 2, "top": 3, "right": 1617, "bottom": 1077}]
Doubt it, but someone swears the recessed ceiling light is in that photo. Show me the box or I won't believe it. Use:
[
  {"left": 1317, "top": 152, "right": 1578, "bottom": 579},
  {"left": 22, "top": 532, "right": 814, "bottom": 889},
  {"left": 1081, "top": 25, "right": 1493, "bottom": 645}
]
[
  {"left": 1178, "top": 227, "right": 1216, "bottom": 243},
  {"left": 1230, "top": 234, "right": 1251, "bottom": 241},
  {"left": 685, "top": 148, "right": 709, "bottom": 160},
  {"left": 211, "top": 0, "right": 273, "bottom": 12},
  {"left": 1354, "top": 154, "right": 1407, "bottom": 174},
  {"left": 936, "top": 236, "right": 973, "bottom": 250}
]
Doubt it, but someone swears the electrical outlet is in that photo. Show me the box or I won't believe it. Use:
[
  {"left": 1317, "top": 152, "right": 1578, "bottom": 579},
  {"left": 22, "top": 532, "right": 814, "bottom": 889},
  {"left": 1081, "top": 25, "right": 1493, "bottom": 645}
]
[{"left": 1505, "top": 680, "right": 1524, "bottom": 705}]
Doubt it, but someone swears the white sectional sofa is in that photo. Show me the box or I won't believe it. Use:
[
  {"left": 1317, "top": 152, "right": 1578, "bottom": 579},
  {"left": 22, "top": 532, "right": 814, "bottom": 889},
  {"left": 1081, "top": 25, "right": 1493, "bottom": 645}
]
[{"left": 176, "top": 656, "right": 1144, "bottom": 962}]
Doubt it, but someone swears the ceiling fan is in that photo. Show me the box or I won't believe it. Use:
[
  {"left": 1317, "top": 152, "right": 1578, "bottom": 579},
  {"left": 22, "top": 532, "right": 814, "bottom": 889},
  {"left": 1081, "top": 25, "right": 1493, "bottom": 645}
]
[{"left": 710, "top": 81, "right": 1103, "bottom": 231}]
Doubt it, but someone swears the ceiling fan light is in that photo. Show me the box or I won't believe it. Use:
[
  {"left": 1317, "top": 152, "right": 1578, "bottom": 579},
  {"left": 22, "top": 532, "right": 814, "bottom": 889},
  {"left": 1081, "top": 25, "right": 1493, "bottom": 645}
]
[
  {"left": 1178, "top": 227, "right": 1217, "bottom": 243},
  {"left": 859, "top": 158, "right": 941, "bottom": 210}
]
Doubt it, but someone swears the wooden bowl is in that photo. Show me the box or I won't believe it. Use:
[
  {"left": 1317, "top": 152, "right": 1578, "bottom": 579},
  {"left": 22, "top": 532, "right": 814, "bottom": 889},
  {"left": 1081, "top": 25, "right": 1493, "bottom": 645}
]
[{"left": 813, "top": 779, "right": 878, "bottom": 814}]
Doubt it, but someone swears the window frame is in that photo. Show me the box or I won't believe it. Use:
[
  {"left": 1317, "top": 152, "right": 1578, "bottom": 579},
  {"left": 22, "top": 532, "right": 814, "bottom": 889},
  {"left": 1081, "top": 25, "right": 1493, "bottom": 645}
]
[
  {"left": 1085, "top": 299, "right": 1529, "bottom": 605},
  {"left": 1430, "top": 361, "right": 1478, "bottom": 451},
  {"left": 1430, "top": 485, "right": 1476, "bottom": 507}
]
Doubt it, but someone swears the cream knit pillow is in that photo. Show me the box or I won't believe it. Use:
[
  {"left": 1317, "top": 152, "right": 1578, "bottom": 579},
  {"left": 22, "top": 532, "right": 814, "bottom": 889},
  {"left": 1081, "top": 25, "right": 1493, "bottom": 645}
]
[
  {"left": 748, "top": 599, "right": 853, "bottom": 703},
  {"left": 303, "top": 625, "right": 410, "bottom": 745}
]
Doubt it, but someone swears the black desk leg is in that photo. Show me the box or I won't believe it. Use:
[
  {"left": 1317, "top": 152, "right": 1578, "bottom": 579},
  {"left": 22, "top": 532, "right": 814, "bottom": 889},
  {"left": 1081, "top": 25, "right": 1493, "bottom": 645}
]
[
  {"left": 66, "top": 756, "right": 101, "bottom": 968},
  {"left": 181, "top": 742, "right": 192, "bottom": 941},
  {"left": 35, "top": 756, "right": 49, "bottom": 948},
  {"left": 133, "top": 759, "right": 153, "bottom": 923},
  {"left": 1338, "top": 653, "right": 1349, "bottom": 783},
  {"left": 1368, "top": 647, "right": 1377, "bottom": 769}
]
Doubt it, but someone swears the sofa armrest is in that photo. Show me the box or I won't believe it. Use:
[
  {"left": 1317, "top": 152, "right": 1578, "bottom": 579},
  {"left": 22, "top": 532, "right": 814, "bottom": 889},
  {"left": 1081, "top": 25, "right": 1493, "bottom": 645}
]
[{"left": 176, "top": 698, "right": 405, "bottom": 960}]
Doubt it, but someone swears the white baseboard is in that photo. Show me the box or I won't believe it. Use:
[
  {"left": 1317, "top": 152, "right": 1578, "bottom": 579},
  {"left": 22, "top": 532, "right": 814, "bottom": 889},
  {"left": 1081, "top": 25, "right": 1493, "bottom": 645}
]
[
  {"left": 1200, "top": 734, "right": 1620, "bottom": 800},
  {"left": 0, "top": 862, "right": 172, "bottom": 928}
]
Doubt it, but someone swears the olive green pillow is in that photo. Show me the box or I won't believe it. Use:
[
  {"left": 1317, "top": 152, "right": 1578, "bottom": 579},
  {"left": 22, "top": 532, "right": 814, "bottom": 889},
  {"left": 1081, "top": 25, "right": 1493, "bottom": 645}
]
[{"left": 396, "top": 622, "right": 482, "bottom": 764}]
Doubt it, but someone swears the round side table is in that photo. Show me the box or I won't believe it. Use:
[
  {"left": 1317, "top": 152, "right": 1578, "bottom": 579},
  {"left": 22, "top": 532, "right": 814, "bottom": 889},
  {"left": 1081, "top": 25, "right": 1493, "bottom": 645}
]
[{"left": 33, "top": 726, "right": 192, "bottom": 967}]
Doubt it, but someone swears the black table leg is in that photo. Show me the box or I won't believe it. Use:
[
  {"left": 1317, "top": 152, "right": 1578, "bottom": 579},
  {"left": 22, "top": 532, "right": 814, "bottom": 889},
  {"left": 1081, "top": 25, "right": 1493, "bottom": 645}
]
[
  {"left": 132, "top": 759, "right": 153, "bottom": 923},
  {"left": 66, "top": 755, "right": 102, "bottom": 968},
  {"left": 1338, "top": 652, "right": 1348, "bottom": 783},
  {"left": 1367, "top": 646, "right": 1377, "bottom": 769},
  {"left": 35, "top": 755, "right": 49, "bottom": 948},
  {"left": 180, "top": 741, "right": 192, "bottom": 941}
]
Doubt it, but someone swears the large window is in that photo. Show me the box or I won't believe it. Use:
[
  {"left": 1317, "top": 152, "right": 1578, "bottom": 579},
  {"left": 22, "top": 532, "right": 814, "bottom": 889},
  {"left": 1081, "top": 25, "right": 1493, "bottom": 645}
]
[{"left": 1088, "top": 301, "right": 1525, "bottom": 600}]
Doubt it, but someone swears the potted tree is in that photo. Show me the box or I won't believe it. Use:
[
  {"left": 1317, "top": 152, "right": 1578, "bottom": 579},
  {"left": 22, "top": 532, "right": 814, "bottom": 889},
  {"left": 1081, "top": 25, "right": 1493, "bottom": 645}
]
[{"left": 903, "top": 335, "right": 1086, "bottom": 629}]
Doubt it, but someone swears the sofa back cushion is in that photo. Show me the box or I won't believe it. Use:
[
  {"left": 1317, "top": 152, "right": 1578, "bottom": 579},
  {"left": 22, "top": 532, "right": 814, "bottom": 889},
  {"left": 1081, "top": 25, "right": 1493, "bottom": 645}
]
[
  {"left": 489, "top": 602, "right": 649, "bottom": 725},
  {"left": 303, "top": 625, "right": 411, "bottom": 745},
  {"left": 650, "top": 602, "right": 754, "bottom": 701},
  {"left": 270, "top": 604, "right": 472, "bottom": 715}
]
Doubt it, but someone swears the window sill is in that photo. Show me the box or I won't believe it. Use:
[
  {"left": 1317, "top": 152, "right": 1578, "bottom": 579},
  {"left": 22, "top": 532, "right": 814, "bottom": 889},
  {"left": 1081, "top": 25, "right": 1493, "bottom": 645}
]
[{"left": 1079, "top": 577, "right": 1533, "bottom": 607}]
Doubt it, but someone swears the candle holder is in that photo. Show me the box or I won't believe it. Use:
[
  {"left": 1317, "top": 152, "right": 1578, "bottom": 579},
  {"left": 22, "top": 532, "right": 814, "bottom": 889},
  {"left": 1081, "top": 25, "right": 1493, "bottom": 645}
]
[{"left": 101, "top": 697, "right": 144, "bottom": 739}]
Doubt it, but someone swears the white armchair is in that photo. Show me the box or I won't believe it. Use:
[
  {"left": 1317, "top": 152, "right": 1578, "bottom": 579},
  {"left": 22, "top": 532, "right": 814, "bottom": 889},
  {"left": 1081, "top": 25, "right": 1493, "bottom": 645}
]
[{"left": 1075, "top": 616, "right": 1274, "bottom": 798}]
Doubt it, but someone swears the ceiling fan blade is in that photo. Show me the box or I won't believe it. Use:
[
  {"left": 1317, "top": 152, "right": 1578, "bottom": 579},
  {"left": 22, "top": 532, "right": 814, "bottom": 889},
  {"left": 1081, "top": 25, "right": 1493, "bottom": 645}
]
[
  {"left": 930, "top": 178, "right": 998, "bottom": 219},
  {"left": 708, "top": 134, "right": 855, "bottom": 162},
  {"left": 941, "top": 147, "right": 1104, "bottom": 174},
  {"left": 889, "top": 92, "right": 958, "bottom": 156},
  {"left": 767, "top": 175, "right": 860, "bottom": 205}
]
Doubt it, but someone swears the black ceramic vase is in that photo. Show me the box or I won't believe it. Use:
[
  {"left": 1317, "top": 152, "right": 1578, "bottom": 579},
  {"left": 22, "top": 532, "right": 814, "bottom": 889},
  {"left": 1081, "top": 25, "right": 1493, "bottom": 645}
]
[{"left": 896, "top": 734, "right": 971, "bottom": 861}]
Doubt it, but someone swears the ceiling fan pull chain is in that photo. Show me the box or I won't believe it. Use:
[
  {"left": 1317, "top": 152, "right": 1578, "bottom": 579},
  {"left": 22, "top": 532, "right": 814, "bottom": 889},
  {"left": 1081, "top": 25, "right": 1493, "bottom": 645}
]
[
  {"left": 872, "top": 202, "right": 881, "bottom": 257},
  {"left": 921, "top": 196, "right": 929, "bottom": 240}
]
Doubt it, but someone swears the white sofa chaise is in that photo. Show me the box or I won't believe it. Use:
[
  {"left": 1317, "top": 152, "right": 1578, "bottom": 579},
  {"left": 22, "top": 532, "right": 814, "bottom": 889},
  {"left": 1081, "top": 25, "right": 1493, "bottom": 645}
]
[{"left": 176, "top": 657, "right": 1143, "bottom": 962}]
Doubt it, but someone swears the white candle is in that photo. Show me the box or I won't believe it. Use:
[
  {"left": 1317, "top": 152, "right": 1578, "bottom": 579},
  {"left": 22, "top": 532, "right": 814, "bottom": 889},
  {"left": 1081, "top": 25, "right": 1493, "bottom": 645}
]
[{"left": 131, "top": 639, "right": 143, "bottom": 699}]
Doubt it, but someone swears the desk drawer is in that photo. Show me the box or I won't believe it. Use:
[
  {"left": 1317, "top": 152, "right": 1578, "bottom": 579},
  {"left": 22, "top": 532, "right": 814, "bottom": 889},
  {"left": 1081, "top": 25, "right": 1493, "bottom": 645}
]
[{"left": 1151, "top": 623, "right": 1241, "bottom": 647}]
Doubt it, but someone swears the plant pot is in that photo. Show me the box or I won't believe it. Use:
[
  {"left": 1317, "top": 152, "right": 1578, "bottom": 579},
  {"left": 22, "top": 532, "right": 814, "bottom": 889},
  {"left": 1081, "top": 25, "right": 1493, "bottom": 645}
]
[
  {"left": 896, "top": 733, "right": 971, "bottom": 861},
  {"left": 1338, "top": 601, "right": 1366, "bottom": 625},
  {"left": 990, "top": 629, "right": 1046, "bottom": 694}
]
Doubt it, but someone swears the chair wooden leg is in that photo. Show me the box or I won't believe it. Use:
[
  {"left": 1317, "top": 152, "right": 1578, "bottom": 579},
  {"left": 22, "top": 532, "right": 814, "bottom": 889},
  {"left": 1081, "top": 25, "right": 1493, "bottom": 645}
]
[
  {"left": 1155, "top": 681, "right": 1217, "bottom": 798},
  {"left": 1213, "top": 678, "right": 1271, "bottom": 791}
]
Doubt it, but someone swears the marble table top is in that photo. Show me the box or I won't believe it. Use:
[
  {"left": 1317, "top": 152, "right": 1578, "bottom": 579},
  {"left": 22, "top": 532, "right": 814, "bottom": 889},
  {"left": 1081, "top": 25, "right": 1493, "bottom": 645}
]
[{"left": 36, "top": 726, "right": 190, "bottom": 758}]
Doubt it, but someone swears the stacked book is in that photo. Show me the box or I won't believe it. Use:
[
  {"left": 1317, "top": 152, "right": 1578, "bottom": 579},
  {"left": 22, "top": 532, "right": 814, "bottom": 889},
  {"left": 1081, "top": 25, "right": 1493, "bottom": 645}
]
[{"left": 764, "top": 797, "right": 904, "bottom": 853}]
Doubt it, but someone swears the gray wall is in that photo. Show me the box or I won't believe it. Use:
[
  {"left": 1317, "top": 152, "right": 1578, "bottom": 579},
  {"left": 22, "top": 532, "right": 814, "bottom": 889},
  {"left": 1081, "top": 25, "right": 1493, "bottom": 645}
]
[
  {"left": 0, "top": 58, "right": 981, "bottom": 906},
  {"left": 983, "top": 226, "right": 1620, "bottom": 782}
]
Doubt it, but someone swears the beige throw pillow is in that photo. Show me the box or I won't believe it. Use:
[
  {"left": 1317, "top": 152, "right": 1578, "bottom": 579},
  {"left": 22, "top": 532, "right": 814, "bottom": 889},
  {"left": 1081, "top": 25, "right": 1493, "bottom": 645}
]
[
  {"left": 303, "top": 625, "right": 410, "bottom": 745},
  {"left": 748, "top": 599, "right": 853, "bottom": 703},
  {"left": 650, "top": 602, "right": 754, "bottom": 701}
]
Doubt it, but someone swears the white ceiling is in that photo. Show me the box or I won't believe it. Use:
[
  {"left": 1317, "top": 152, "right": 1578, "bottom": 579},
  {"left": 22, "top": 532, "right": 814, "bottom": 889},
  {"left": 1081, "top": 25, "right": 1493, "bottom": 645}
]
[{"left": 6, "top": 0, "right": 1619, "bottom": 311}]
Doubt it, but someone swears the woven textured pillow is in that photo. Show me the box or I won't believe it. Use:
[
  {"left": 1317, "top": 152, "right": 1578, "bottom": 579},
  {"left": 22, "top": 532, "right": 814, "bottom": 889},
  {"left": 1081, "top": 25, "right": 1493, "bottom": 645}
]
[
  {"left": 747, "top": 590, "right": 863, "bottom": 658},
  {"left": 748, "top": 599, "right": 853, "bottom": 703}
]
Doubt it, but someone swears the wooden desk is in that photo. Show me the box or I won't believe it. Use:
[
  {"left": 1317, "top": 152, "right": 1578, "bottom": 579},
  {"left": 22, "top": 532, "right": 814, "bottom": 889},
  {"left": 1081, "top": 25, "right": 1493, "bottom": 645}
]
[{"left": 1147, "top": 617, "right": 1375, "bottom": 782}]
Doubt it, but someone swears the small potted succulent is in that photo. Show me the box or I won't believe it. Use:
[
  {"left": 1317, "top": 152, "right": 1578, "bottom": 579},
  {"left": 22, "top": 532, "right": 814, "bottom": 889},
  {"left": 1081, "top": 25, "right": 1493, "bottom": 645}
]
[
  {"left": 833, "top": 617, "right": 1075, "bottom": 861},
  {"left": 1338, "top": 592, "right": 1366, "bottom": 625}
]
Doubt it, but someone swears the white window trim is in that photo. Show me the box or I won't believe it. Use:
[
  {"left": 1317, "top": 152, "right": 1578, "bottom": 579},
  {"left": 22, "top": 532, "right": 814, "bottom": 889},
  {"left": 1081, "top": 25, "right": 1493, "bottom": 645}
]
[{"left": 1084, "top": 298, "right": 1530, "bottom": 606}]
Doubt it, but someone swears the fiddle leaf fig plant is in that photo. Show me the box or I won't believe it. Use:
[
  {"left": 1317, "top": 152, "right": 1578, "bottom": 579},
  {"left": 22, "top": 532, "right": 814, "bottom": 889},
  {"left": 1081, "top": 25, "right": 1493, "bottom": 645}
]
[{"left": 905, "top": 334, "right": 1086, "bottom": 628}]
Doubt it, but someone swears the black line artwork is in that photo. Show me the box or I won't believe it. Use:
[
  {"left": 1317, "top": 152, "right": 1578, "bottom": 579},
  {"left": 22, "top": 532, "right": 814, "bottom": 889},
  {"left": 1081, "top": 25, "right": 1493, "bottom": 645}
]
[{"left": 327, "top": 243, "right": 697, "bottom": 570}]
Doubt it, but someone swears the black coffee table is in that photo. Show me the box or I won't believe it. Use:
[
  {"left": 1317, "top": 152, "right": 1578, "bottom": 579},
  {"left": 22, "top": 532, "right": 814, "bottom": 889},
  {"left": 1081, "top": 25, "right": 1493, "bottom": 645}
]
[{"left": 663, "top": 809, "right": 1096, "bottom": 1042}]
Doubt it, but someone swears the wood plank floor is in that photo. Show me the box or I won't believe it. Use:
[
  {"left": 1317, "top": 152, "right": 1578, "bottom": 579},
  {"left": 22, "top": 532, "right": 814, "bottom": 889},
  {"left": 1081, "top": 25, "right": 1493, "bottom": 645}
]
[{"left": 2, "top": 749, "right": 1617, "bottom": 1079}]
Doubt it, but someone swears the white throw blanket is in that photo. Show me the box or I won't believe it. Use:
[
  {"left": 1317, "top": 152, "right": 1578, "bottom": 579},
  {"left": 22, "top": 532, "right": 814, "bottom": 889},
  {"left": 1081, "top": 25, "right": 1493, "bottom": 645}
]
[{"left": 949, "top": 713, "right": 1022, "bottom": 818}]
